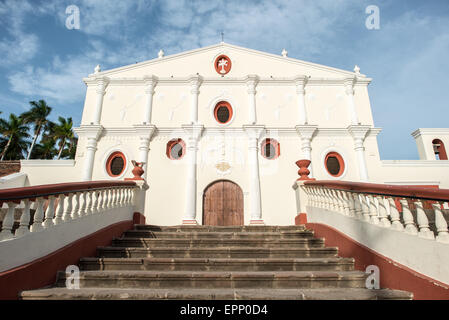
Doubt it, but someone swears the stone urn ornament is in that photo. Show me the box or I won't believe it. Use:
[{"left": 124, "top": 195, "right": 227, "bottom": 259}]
[
  {"left": 126, "top": 160, "right": 145, "bottom": 180},
  {"left": 296, "top": 159, "right": 315, "bottom": 181}
]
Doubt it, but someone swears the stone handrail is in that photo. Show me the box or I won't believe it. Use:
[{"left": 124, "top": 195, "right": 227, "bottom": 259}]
[
  {"left": 0, "top": 181, "right": 138, "bottom": 242},
  {"left": 301, "top": 180, "right": 449, "bottom": 243}
]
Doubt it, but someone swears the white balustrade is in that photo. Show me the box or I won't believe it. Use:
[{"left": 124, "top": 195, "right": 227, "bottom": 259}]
[
  {"left": 0, "top": 182, "right": 138, "bottom": 242},
  {"left": 301, "top": 183, "right": 449, "bottom": 245}
]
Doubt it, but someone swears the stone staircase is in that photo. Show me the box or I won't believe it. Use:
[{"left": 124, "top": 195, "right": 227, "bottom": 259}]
[{"left": 20, "top": 225, "right": 412, "bottom": 300}]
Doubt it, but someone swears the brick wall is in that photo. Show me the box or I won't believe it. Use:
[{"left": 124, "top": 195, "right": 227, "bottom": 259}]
[{"left": 0, "top": 161, "right": 21, "bottom": 178}]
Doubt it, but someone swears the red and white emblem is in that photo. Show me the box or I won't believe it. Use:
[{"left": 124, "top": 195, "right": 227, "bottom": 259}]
[{"left": 214, "top": 55, "right": 231, "bottom": 75}]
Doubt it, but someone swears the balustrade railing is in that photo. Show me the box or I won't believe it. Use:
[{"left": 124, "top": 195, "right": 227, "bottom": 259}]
[
  {"left": 302, "top": 180, "right": 449, "bottom": 243},
  {"left": 0, "top": 181, "right": 137, "bottom": 241}
]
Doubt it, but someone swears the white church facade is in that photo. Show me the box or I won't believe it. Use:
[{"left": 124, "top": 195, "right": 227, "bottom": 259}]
[{"left": 17, "top": 42, "right": 449, "bottom": 226}]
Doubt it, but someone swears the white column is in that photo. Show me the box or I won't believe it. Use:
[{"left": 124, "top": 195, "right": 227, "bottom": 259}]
[
  {"left": 182, "top": 124, "right": 204, "bottom": 225},
  {"left": 78, "top": 125, "right": 103, "bottom": 181},
  {"left": 295, "top": 75, "right": 308, "bottom": 125},
  {"left": 245, "top": 75, "right": 259, "bottom": 125},
  {"left": 143, "top": 75, "right": 157, "bottom": 124},
  {"left": 348, "top": 125, "right": 370, "bottom": 182},
  {"left": 295, "top": 125, "right": 317, "bottom": 177},
  {"left": 93, "top": 77, "right": 109, "bottom": 125},
  {"left": 188, "top": 75, "right": 202, "bottom": 124},
  {"left": 244, "top": 125, "right": 265, "bottom": 225},
  {"left": 134, "top": 124, "right": 156, "bottom": 178},
  {"left": 344, "top": 77, "right": 359, "bottom": 126}
]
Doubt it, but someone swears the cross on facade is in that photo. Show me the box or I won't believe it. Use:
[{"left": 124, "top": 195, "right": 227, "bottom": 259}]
[{"left": 218, "top": 58, "right": 228, "bottom": 74}]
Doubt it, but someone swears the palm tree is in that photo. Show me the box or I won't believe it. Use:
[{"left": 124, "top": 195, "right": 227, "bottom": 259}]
[
  {"left": 52, "top": 117, "right": 74, "bottom": 160},
  {"left": 30, "top": 138, "right": 58, "bottom": 159},
  {"left": 0, "top": 114, "right": 31, "bottom": 160},
  {"left": 21, "top": 100, "right": 52, "bottom": 160}
]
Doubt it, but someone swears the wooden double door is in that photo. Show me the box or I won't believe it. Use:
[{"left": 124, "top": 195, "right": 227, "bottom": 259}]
[{"left": 203, "top": 180, "right": 244, "bottom": 226}]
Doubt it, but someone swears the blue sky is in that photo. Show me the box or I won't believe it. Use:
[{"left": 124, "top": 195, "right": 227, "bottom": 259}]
[{"left": 0, "top": 0, "right": 448, "bottom": 159}]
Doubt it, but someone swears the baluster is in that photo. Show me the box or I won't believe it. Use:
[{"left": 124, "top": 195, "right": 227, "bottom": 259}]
[
  {"left": 388, "top": 197, "right": 404, "bottom": 230},
  {"left": 72, "top": 192, "right": 81, "bottom": 219},
  {"left": 43, "top": 195, "right": 56, "bottom": 228},
  {"left": 376, "top": 195, "right": 391, "bottom": 227},
  {"left": 63, "top": 193, "right": 74, "bottom": 222},
  {"left": 85, "top": 191, "right": 93, "bottom": 215},
  {"left": 79, "top": 191, "right": 88, "bottom": 216},
  {"left": 118, "top": 188, "right": 124, "bottom": 207},
  {"left": 325, "top": 189, "right": 334, "bottom": 210},
  {"left": 335, "top": 190, "right": 346, "bottom": 214},
  {"left": 400, "top": 199, "right": 418, "bottom": 235},
  {"left": 101, "top": 189, "right": 108, "bottom": 211},
  {"left": 367, "top": 194, "right": 379, "bottom": 224},
  {"left": 415, "top": 200, "right": 434, "bottom": 239},
  {"left": 433, "top": 202, "right": 449, "bottom": 243},
  {"left": 310, "top": 187, "right": 317, "bottom": 207},
  {"left": 106, "top": 188, "right": 112, "bottom": 209},
  {"left": 97, "top": 190, "right": 104, "bottom": 212},
  {"left": 110, "top": 189, "right": 116, "bottom": 208},
  {"left": 353, "top": 193, "right": 363, "bottom": 218},
  {"left": 54, "top": 194, "right": 65, "bottom": 225},
  {"left": 346, "top": 192, "right": 355, "bottom": 217},
  {"left": 91, "top": 191, "right": 99, "bottom": 214},
  {"left": 318, "top": 188, "right": 325, "bottom": 208},
  {"left": 15, "top": 199, "right": 31, "bottom": 237},
  {"left": 30, "top": 197, "right": 45, "bottom": 232},
  {"left": 123, "top": 188, "right": 129, "bottom": 205},
  {"left": 360, "top": 194, "right": 371, "bottom": 221},
  {"left": 0, "top": 201, "right": 18, "bottom": 240}
]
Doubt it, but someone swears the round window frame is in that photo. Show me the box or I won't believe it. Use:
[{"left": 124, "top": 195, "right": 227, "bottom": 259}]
[
  {"left": 214, "top": 54, "right": 232, "bottom": 75},
  {"left": 166, "top": 138, "right": 186, "bottom": 160},
  {"left": 261, "top": 138, "right": 280, "bottom": 160},
  {"left": 324, "top": 151, "right": 345, "bottom": 177},
  {"left": 106, "top": 151, "right": 127, "bottom": 178},
  {"left": 213, "top": 101, "right": 233, "bottom": 125}
]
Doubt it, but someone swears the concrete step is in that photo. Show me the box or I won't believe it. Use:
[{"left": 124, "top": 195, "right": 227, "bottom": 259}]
[
  {"left": 111, "top": 237, "right": 325, "bottom": 248},
  {"left": 53, "top": 270, "right": 368, "bottom": 289},
  {"left": 79, "top": 257, "right": 355, "bottom": 272},
  {"left": 20, "top": 287, "right": 413, "bottom": 300},
  {"left": 97, "top": 246, "right": 339, "bottom": 259},
  {"left": 124, "top": 230, "right": 315, "bottom": 239},
  {"left": 134, "top": 225, "right": 307, "bottom": 233}
]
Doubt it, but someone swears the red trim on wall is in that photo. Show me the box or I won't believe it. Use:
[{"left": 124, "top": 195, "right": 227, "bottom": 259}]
[
  {"left": 214, "top": 55, "right": 232, "bottom": 75},
  {"left": 133, "top": 212, "right": 146, "bottom": 225},
  {"left": 261, "top": 138, "right": 280, "bottom": 159},
  {"left": 0, "top": 220, "right": 133, "bottom": 300},
  {"left": 324, "top": 152, "right": 345, "bottom": 177},
  {"left": 166, "top": 138, "right": 186, "bottom": 160},
  {"left": 432, "top": 139, "right": 448, "bottom": 160},
  {"left": 106, "top": 151, "right": 127, "bottom": 177},
  {"left": 299, "top": 221, "right": 449, "bottom": 300},
  {"left": 213, "top": 101, "right": 233, "bottom": 124}
]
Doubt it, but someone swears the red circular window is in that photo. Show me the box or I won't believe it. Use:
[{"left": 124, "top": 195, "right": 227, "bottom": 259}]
[
  {"left": 166, "top": 139, "right": 186, "bottom": 160},
  {"left": 261, "top": 138, "right": 280, "bottom": 160},
  {"left": 214, "top": 101, "right": 233, "bottom": 124},
  {"left": 214, "top": 55, "right": 232, "bottom": 75},
  {"left": 106, "top": 151, "right": 126, "bottom": 177},
  {"left": 325, "top": 152, "right": 345, "bottom": 177}
]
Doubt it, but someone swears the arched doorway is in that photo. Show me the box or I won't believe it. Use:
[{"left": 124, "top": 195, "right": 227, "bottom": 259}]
[{"left": 203, "top": 180, "right": 243, "bottom": 226}]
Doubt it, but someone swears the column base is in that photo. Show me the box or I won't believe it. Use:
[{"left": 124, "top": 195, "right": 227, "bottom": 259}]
[
  {"left": 249, "top": 220, "right": 265, "bottom": 225},
  {"left": 182, "top": 219, "right": 198, "bottom": 225}
]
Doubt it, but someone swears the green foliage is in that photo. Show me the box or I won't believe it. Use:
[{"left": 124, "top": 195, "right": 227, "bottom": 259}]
[{"left": 0, "top": 99, "right": 77, "bottom": 160}]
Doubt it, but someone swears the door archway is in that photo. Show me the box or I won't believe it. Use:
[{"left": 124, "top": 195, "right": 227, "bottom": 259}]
[{"left": 203, "top": 180, "right": 244, "bottom": 226}]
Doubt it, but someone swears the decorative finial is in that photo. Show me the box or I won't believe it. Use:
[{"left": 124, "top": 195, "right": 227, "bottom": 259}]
[
  {"left": 221, "top": 31, "right": 224, "bottom": 43},
  {"left": 281, "top": 48, "right": 288, "bottom": 57},
  {"left": 354, "top": 65, "right": 361, "bottom": 75},
  {"left": 296, "top": 159, "right": 315, "bottom": 181},
  {"left": 158, "top": 49, "right": 164, "bottom": 58},
  {"left": 125, "top": 160, "right": 145, "bottom": 181},
  {"left": 94, "top": 64, "right": 101, "bottom": 74}
]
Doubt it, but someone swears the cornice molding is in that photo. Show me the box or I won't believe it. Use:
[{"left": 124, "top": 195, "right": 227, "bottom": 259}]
[{"left": 411, "top": 128, "right": 449, "bottom": 139}]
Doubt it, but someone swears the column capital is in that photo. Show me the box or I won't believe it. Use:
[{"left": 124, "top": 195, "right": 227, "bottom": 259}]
[
  {"left": 182, "top": 124, "right": 204, "bottom": 142},
  {"left": 188, "top": 74, "right": 203, "bottom": 90},
  {"left": 74, "top": 124, "right": 104, "bottom": 140},
  {"left": 143, "top": 75, "right": 158, "bottom": 93},
  {"left": 244, "top": 75, "right": 259, "bottom": 93},
  {"left": 243, "top": 125, "right": 265, "bottom": 140},
  {"left": 295, "top": 125, "right": 318, "bottom": 140},
  {"left": 95, "top": 76, "right": 110, "bottom": 94},
  {"left": 347, "top": 125, "right": 370, "bottom": 141},
  {"left": 343, "top": 76, "right": 356, "bottom": 95},
  {"left": 294, "top": 75, "right": 308, "bottom": 92},
  {"left": 133, "top": 124, "right": 157, "bottom": 139}
]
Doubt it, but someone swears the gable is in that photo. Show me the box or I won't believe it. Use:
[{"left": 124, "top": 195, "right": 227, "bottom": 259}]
[{"left": 93, "top": 43, "right": 357, "bottom": 79}]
